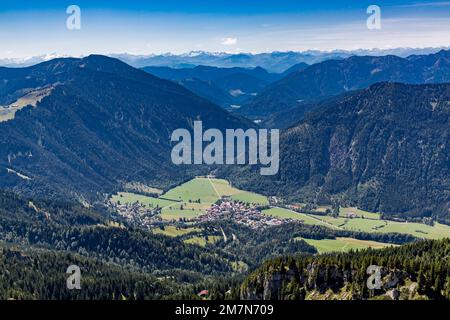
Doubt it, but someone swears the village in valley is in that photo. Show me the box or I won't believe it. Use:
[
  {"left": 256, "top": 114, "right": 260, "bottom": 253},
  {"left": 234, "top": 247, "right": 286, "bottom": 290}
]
[
  {"left": 109, "top": 176, "right": 289, "bottom": 230},
  {"left": 108, "top": 176, "right": 450, "bottom": 253},
  {"left": 200, "top": 200, "right": 285, "bottom": 229}
]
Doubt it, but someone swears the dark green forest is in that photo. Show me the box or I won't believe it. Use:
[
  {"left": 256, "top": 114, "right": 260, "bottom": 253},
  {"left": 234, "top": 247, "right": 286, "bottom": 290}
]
[
  {"left": 222, "top": 82, "right": 450, "bottom": 224},
  {"left": 241, "top": 238, "right": 450, "bottom": 300},
  {"left": 1, "top": 188, "right": 436, "bottom": 300},
  {"left": 0, "top": 190, "right": 445, "bottom": 300}
]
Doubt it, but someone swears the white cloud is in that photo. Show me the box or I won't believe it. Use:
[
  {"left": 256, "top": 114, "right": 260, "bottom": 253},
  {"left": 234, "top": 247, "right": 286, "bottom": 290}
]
[{"left": 221, "top": 37, "right": 237, "bottom": 46}]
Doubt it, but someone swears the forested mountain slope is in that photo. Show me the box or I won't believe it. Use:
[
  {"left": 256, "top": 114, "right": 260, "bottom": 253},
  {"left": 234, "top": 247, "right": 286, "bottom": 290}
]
[
  {"left": 222, "top": 82, "right": 450, "bottom": 223},
  {"left": 0, "top": 56, "right": 250, "bottom": 201},
  {"left": 142, "top": 65, "right": 279, "bottom": 109},
  {"left": 240, "top": 50, "right": 450, "bottom": 119}
]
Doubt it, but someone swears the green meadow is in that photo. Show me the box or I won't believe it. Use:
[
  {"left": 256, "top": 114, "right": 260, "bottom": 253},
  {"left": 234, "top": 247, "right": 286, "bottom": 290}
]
[
  {"left": 325, "top": 209, "right": 450, "bottom": 240},
  {"left": 183, "top": 235, "right": 221, "bottom": 247},
  {"left": 375, "top": 221, "right": 450, "bottom": 240},
  {"left": 298, "top": 237, "right": 394, "bottom": 254},
  {"left": 152, "top": 225, "right": 200, "bottom": 237},
  {"left": 229, "top": 191, "right": 269, "bottom": 205},
  {"left": 339, "top": 207, "right": 381, "bottom": 219},
  {"left": 264, "top": 206, "right": 450, "bottom": 240},
  {"left": 207, "top": 178, "right": 269, "bottom": 205},
  {"left": 161, "top": 177, "right": 269, "bottom": 206},
  {"left": 111, "top": 192, "right": 176, "bottom": 208},
  {"left": 162, "top": 178, "right": 220, "bottom": 203},
  {"left": 262, "top": 207, "right": 337, "bottom": 228}
]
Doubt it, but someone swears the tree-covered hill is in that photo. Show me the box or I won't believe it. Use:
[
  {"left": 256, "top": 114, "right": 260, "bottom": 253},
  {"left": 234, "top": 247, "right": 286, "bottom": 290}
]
[
  {"left": 240, "top": 50, "right": 450, "bottom": 120},
  {"left": 240, "top": 238, "right": 450, "bottom": 300},
  {"left": 0, "top": 189, "right": 437, "bottom": 300},
  {"left": 0, "top": 55, "right": 251, "bottom": 202},
  {"left": 222, "top": 82, "right": 450, "bottom": 223}
]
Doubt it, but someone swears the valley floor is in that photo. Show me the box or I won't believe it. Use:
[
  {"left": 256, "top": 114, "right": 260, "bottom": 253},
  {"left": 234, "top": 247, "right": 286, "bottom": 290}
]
[{"left": 109, "top": 177, "right": 450, "bottom": 253}]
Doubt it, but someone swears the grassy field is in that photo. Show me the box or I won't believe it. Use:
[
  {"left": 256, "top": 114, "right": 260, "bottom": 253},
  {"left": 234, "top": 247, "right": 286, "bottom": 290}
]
[
  {"left": 207, "top": 178, "right": 269, "bottom": 205},
  {"left": 375, "top": 221, "right": 450, "bottom": 240},
  {"left": 316, "top": 212, "right": 450, "bottom": 240},
  {"left": 267, "top": 206, "right": 450, "bottom": 240},
  {"left": 207, "top": 178, "right": 238, "bottom": 196},
  {"left": 111, "top": 192, "right": 176, "bottom": 208},
  {"left": 112, "top": 178, "right": 269, "bottom": 221},
  {"left": 299, "top": 237, "right": 394, "bottom": 254},
  {"left": 315, "top": 205, "right": 331, "bottom": 213},
  {"left": 152, "top": 226, "right": 200, "bottom": 237},
  {"left": 0, "top": 87, "right": 53, "bottom": 122},
  {"left": 162, "top": 178, "right": 220, "bottom": 203},
  {"left": 310, "top": 215, "right": 348, "bottom": 228},
  {"left": 162, "top": 177, "right": 269, "bottom": 205},
  {"left": 229, "top": 191, "right": 269, "bottom": 205},
  {"left": 184, "top": 235, "right": 221, "bottom": 247},
  {"left": 336, "top": 217, "right": 387, "bottom": 232},
  {"left": 339, "top": 207, "right": 381, "bottom": 219},
  {"left": 262, "top": 207, "right": 338, "bottom": 229}
]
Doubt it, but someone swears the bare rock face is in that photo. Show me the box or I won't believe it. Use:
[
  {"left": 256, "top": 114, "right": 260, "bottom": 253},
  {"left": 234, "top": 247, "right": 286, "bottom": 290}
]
[
  {"left": 241, "top": 263, "right": 349, "bottom": 300},
  {"left": 241, "top": 268, "right": 298, "bottom": 300},
  {"left": 262, "top": 273, "right": 285, "bottom": 300},
  {"left": 306, "top": 263, "right": 346, "bottom": 292},
  {"left": 386, "top": 289, "right": 400, "bottom": 300},
  {"left": 381, "top": 269, "right": 403, "bottom": 289},
  {"left": 408, "top": 283, "right": 419, "bottom": 296}
]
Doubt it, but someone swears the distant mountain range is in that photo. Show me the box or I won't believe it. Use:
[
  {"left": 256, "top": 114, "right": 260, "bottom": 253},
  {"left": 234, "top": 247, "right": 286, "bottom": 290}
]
[
  {"left": 118, "top": 51, "right": 327, "bottom": 73},
  {"left": 223, "top": 82, "right": 450, "bottom": 223},
  {"left": 0, "top": 55, "right": 250, "bottom": 201},
  {"left": 142, "top": 65, "right": 283, "bottom": 109},
  {"left": 239, "top": 50, "right": 450, "bottom": 121},
  {"left": 2, "top": 47, "right": 448, "bottom": 72},
  {"left": 112, "top": 48, "right": 450, "bottom": 72}
]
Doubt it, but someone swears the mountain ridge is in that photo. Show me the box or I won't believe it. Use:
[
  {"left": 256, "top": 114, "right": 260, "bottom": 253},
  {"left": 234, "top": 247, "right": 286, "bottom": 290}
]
[
  {"left": 239, "top": 50, "right": 450, "bottom": 120},
  {"left": 222, "top": 82, "right": 450, "bottom": 223},
  {"left": 142, "top": 65, "right": 280, "bottom": 109},
  {"left": 0, "top": 55, "right": 251, "bottom": 202}
]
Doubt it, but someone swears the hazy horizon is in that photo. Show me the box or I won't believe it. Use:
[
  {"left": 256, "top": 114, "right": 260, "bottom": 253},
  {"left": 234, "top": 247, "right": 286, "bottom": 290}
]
[
  {"left": 1, "top": 46, "right": 449, "bottom": 62},
  {"left": 1, "top": 0, "right": 450, "bottom": 59}
]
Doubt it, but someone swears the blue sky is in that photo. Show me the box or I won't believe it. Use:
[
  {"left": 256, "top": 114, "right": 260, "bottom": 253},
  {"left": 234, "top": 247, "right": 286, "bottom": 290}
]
[{"left": 0, "top": 1, "right": 449, "bottom": 58}]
